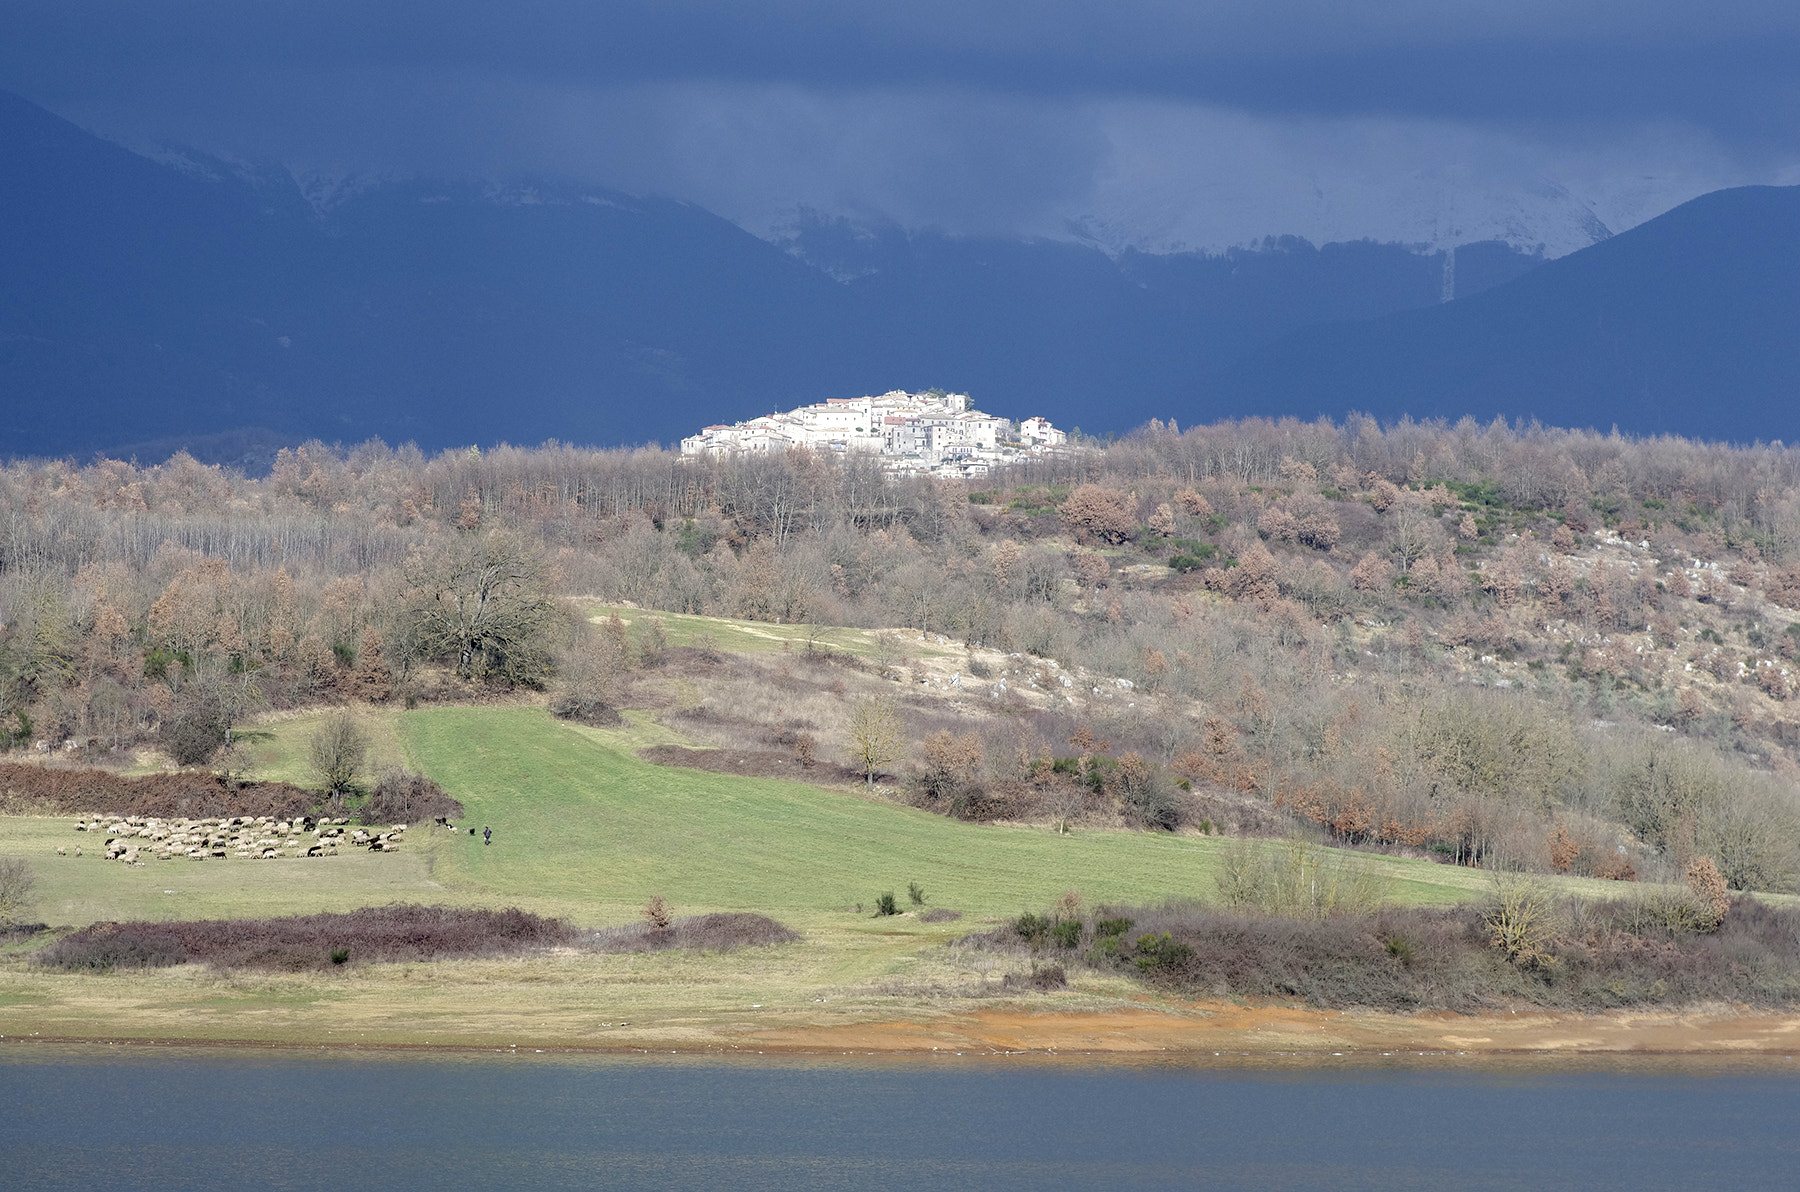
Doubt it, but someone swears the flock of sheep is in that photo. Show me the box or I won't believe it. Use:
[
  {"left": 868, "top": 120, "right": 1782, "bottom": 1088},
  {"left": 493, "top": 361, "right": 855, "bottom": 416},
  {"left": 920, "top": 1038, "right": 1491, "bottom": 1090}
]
[{"left": 55, "top": 815, "right": 410, "bottom": 865}]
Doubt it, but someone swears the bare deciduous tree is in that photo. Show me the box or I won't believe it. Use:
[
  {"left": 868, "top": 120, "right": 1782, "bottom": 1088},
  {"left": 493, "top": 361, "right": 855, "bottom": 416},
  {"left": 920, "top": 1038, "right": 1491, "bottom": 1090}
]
[
  {"left": 1387, "top": 493, "right": 1437, "bottom": 573},
  {"left": 0, "top": 857, "right": 37, "bottom": 926},
  {"left": 548, "top": 623, "right": 628, "bottom": 725},
  {"left": 309, "top": 711, "right": 369, "bottom": 805},
  {"left": 1481, "top": 877, "right": 1560, "bottom": 968},
  {"left": 846, "top": 695, "right": 903, "bottom": 785},
  {"left": 403, "top": 532, "right": 558, "bottom": 686}
]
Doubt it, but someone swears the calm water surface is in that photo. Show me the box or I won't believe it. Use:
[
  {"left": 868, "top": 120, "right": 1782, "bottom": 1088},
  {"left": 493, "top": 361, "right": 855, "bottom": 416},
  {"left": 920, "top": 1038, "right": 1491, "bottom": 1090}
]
[{"left": 3, "top": 1046, "right": 1797, "bottom": 1190}]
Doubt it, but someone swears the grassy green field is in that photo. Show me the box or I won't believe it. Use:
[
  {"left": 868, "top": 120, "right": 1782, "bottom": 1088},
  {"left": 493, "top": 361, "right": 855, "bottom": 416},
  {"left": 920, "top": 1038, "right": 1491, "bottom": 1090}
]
[
  {"left": 399, "top": 706, "right": 1614, "bottom": 921},
  {"left": 4, "top": 703, "right": 1641, "bottom": 931}
]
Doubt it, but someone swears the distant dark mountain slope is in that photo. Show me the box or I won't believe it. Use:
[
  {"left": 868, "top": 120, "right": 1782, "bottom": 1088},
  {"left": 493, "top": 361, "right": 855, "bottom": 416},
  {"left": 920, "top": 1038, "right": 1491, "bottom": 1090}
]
[
  {"left": 1207, "top": 185, "right": 1800, "bottom": 444},
  {"left": 0, "top": 90, "right": 318, "bottom": 452},
  {"left": 785, "top": 220, "right": 1535, "bottom": 433},
  {"left": 0, "top": 90, "right": 1545, "bottom": 459},
  {"left": 0, "top": 91, "right": 861, "bottom": 456}
]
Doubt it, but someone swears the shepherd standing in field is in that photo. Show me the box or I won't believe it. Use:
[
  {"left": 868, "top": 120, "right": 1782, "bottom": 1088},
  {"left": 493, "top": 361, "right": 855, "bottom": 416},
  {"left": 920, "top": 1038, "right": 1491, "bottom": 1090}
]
[{"left": 483, "top": 826, "right": 492, "bottom": 846}]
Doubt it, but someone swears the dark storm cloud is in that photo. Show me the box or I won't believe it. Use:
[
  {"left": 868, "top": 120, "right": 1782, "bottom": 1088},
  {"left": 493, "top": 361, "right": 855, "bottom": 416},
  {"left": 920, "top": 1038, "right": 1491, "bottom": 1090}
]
[
  {"left": 5, "top": 1, "right": 1797, "bottom": 129},
  {"left": 2, "top": 2, "right": 1794, "bottom": 246}
]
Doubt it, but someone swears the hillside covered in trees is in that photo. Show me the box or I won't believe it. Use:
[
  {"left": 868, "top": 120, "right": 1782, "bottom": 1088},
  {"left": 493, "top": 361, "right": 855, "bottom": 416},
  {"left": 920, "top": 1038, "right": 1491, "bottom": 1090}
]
[{"left": 6, "top": 415, "right": 1800, "bottom": 893}]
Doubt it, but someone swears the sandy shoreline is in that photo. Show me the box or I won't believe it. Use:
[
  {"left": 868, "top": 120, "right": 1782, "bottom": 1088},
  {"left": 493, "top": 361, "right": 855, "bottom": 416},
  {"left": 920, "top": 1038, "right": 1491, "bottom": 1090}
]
[{"left": 8, "top": 1002, "right": 1800, "bottom": 1063}]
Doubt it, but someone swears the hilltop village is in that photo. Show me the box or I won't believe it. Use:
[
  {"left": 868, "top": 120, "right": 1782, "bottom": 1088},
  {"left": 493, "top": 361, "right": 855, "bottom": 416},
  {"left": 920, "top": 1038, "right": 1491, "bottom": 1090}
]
[{"left": 679, "top": 389, "right": 1068, "bottom": 477}]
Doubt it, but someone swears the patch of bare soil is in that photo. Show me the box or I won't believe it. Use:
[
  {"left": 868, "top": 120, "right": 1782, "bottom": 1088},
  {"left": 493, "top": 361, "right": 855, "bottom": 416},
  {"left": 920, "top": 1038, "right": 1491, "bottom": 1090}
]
[
  {"left": 739, "top": 1003, "right": 1800, "bottom": 1057},
  {"left": 637, "top": 745, "right": 879, "bottom": 786}
]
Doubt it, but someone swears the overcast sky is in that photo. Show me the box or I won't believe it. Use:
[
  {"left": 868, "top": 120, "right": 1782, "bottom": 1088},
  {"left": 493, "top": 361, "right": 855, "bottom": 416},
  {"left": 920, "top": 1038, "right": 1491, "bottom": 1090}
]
[{"left": 5, "top": 1, "right": 1797, "bottom": 252}]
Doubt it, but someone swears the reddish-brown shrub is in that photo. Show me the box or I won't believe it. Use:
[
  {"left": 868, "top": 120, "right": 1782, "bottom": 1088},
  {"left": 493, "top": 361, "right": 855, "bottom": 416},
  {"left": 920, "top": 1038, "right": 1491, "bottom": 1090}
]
[
  {"left": 1548, "top": 823, "right": 1580, "bottom": 873},
  {"left": 1686, "top": 856, "right": 1730, "bottom": 928},
  {"left": 1177, "top": 489, "right": 1213, "bottom": 517},
  {"left": 37, "top": 904, "right": 573, "bottom": 971},
  {"left": 1765, "top": 567, "right": 1800, "bottom": 610},
  {"left": 1229, "top": 544, "right": 1280, "bottom": 603},
  {"left": 357, "top": 771, "right": 463, "bottom": 825},
  {"left": 0, "top": 763, "right": 317, "bottom": 819},
  {"left": 1594, "top": 851, "right": 1639, "bottom": 881},
  {"left": 1060, "top": 484, "right": 1137, "bottom": 544},
  {"left": 975, "top": 895, "right": 1800, "bottom": 1012},
  {"left": 641, "top": 895, "right": 673, "bottom": 929},
  {"left": 915, "top": 730, "right": 984, "bottom": 806},
  {"left": 588, "top": 912, "right": 799, "bottom": 953},
  {"left": 1350, "top": 552, "right": 1392, "bottom": 592}
]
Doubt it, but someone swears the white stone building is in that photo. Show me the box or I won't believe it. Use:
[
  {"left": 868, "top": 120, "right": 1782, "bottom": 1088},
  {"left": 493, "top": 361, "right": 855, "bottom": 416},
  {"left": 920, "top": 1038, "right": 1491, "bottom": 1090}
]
[
  {"left": 681, "top": 390, "right": 1063, "bottom": 473},
  {"left": 1018, "top": 416, "right": 1067, "bottom": 447}
]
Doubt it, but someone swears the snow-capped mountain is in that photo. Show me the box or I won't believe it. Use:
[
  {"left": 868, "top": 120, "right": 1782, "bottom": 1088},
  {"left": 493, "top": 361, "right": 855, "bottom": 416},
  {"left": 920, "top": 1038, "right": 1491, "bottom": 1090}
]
[{"left": 1060, "top": 172, "right": 1619, "bottom": 259}]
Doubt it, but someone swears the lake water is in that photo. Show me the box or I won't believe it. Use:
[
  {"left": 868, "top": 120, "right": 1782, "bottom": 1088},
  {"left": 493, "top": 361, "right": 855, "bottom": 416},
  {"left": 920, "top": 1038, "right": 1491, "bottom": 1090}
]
[{"left": 3, "top": 1047, "right": 1797, "bottom": 1190}]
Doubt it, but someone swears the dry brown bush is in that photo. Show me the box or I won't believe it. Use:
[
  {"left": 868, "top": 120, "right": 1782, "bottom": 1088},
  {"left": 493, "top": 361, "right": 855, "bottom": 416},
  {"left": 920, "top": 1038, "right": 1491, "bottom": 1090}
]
[
  {"left": 1060, "top": 484, "right": 1137, "bottom": 544},
  {"left": 1686, "top": 856, "right": 1730, "bottom": 928},
  {"left": 589, "top": 912, "right": 799, "bottom": 953},
  {"left": 1229, "top": 543, "right": 1280, "bottom": 603},
  {"left": 37, "top": 904, "right": 572, "bottom": 971},
  {"left": 641, "top": 895, "right": 673, "bottom": 929},
  {"left": 0, "top": 763, "right": 317, "bottom": 819},
  {"left": 976, "top": 893, "right": 1800, "bottom": 1012},
  {"left": 916, "top": 730, "right": 984, "bottom": 804},
  {"left": 357, "top": 771, "right": 462, "bottom": 825},
  {"left": 1177, "top": 489, "right": 1213, "bottom": 516},
  {"left": 1350, "top": 552, "right": 1392, "bottom": 592},
  {"left": 1072, "top": 551, "right": 1111, "bottom": 589}
]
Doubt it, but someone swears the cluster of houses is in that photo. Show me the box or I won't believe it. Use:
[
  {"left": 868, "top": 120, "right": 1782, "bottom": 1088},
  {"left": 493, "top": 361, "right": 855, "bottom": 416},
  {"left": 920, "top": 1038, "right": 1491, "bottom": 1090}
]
[{"left": 679, "top": 390, "right": 1069, "bottom": 478}]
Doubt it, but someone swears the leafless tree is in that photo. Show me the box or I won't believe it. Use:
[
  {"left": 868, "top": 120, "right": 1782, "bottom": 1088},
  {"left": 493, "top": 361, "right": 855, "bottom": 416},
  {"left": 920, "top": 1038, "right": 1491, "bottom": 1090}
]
[
  {"left": 309, "top": 711, "right": 369, "bottom": 804},
  {"left": 403, "top": 531, "right": 558, "bottom": 685},
  {"left": 0, "top": 857, "right": 37, "bottom": 926},
  {"left": 846, "top": 695, "right": 903, "bottom": 785},
  {"left": 1387, "top": 494, "right": 1437, "bottom": 573}
]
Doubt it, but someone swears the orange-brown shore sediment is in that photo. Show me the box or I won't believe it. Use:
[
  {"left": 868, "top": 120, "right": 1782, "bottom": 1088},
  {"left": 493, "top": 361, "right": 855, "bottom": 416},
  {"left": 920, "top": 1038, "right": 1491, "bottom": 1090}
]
[
  {"left": 9, "top": 1003, "right": 1800, "bottom": 1061},
  {"left": 739, "top": 1004, "right": 1800, "bottom": 1057}
]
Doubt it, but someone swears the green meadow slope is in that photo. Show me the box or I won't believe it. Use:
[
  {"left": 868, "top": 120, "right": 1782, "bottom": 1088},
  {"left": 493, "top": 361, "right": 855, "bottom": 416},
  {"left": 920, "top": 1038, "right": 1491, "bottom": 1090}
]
[
  {"left": 3, "top": 704, "right": 1637, "bottom": 930},
  {"left": 404, "top": 706, "right": 1616, "bottom": 921}
]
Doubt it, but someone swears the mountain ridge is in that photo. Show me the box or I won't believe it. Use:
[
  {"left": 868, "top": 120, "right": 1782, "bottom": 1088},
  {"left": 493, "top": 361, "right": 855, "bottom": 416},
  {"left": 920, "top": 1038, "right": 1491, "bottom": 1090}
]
[
  {"left": 27, "top": 88, "right": 1784, "bottom": 461},
  {"left": 1207, "top": 183, "right": 1800, "bottom": 443}
]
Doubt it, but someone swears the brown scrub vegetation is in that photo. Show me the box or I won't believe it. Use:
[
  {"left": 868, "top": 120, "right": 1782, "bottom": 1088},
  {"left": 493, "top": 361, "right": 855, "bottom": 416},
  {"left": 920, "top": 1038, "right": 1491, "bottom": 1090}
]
[{"left": 8, "top": 415, "right": 1800, "bottom": 893}]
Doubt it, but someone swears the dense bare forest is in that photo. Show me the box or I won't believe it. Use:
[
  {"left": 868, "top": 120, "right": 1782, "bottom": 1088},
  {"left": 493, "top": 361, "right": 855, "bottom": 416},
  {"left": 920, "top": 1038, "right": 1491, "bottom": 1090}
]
[{"left": 7, "top": 414, "right": 1800, "bottom": 891}]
